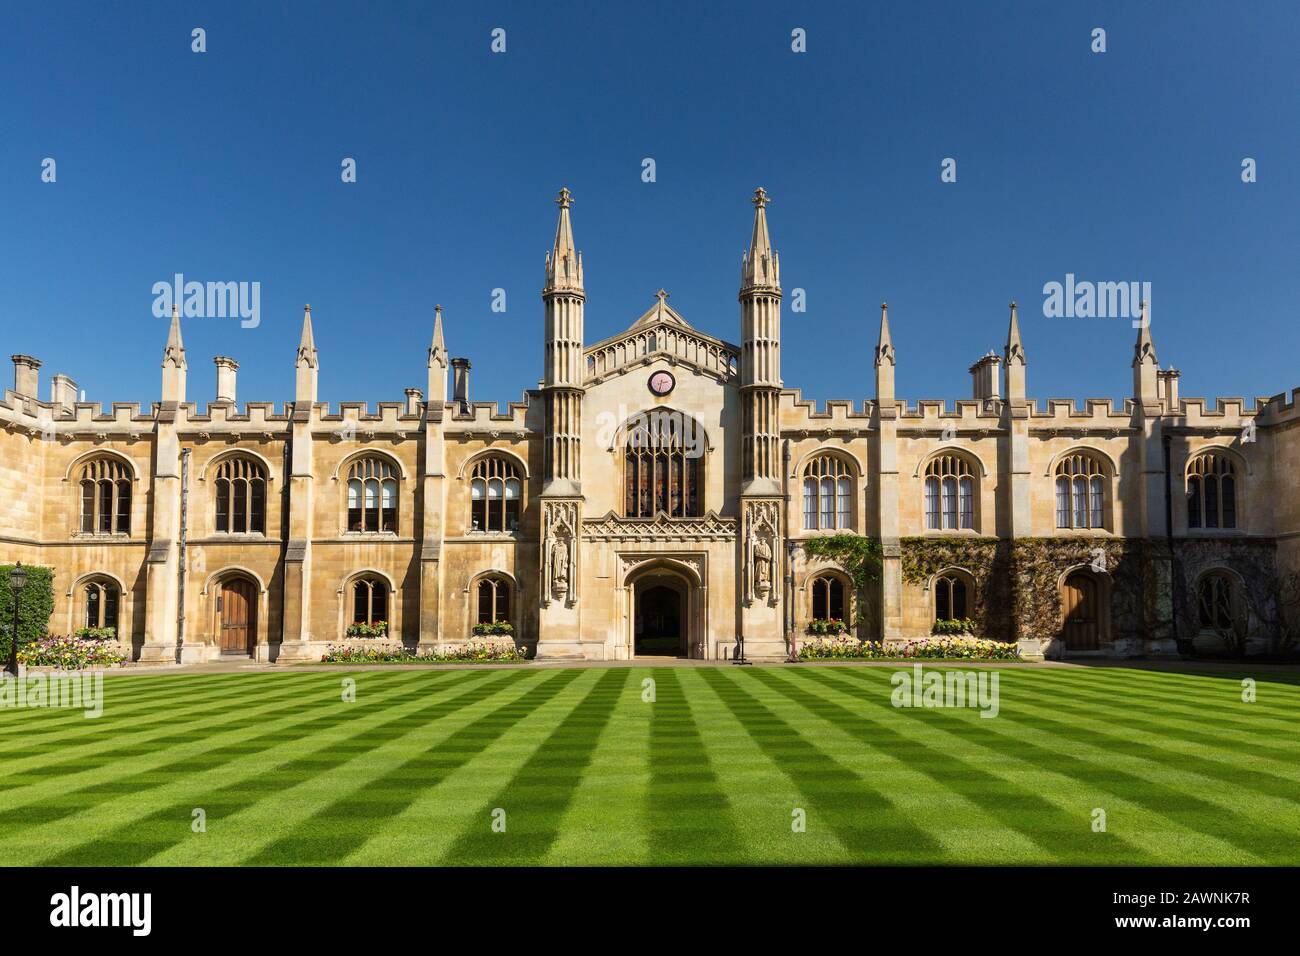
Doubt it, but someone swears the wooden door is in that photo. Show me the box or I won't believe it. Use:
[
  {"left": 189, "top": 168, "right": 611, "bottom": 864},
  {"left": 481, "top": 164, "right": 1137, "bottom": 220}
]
[
  {"left": 1062, "top": 572, "right": 1099, "bottom": 650},
  {"left": 219, "top": 579, "right": 255, "bottom": 654}
]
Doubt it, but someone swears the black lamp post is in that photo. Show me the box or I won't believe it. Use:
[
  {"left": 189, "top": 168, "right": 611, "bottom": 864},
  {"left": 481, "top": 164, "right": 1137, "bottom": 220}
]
[
  {"left": 785, "top": 540, "right": 799, "bottom": 662},
  {"left": 7, "top": 562, "right": 27, "bottom": 676}
]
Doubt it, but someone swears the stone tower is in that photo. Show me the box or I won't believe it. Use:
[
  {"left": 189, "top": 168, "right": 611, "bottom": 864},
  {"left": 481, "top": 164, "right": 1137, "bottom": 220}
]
[
  {"left": 537, "top": 187, "right": 585, "bottom": 657},
  {"left": 738, "top": 188, "right": 784, "bottom": 657}
]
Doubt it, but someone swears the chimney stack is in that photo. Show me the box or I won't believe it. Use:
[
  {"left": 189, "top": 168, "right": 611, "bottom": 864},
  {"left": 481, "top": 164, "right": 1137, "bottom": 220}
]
[
  {"left": 969, "top": 352, "right": 1001, "bottom": 403},
  {"left": 451, "top": 357, "right": 471, "bottom": 415},
  {"left": 50, "top": 373, "right": 78, "bottom": 413},
  {"left": 11, "top": 355, "right": 40, "bottom": 398},
  {"left": 404, "top": 387, "right": 424, "bottom": 416},
  {"left": 214, "top": 356, "right": 239, "bottom": 405}
]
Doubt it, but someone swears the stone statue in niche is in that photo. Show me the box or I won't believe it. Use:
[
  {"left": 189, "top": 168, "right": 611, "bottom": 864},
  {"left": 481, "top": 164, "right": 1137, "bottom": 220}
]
[
  {"left": 753, "top": 535, "right": 772, "bottom": 597},
  {"left": 551, "top": 536, "right": 570, "bottom": 598}
]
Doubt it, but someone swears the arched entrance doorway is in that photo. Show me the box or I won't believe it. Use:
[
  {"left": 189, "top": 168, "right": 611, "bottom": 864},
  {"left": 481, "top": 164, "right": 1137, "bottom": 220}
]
[
  {"left": 636, "top": 583, "right": 684, "bottom": 655},
  {"left": 218, "top": 577, "right": 257, "bottom": 656},
  {"left": 1060, "top": 568, "right": 1108, "bottom": 652},
  {"left": 629, "top": 567, "right": 694, "bottom": 658}
]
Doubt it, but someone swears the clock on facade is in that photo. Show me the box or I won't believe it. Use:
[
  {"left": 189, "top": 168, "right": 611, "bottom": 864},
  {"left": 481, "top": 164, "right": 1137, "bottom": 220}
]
[{"left": 648, "top": 371, "right": 675, "bottom": 396}]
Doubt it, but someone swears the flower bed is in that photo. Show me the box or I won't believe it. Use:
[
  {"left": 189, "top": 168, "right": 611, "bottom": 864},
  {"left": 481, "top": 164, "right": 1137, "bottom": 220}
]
[
  {"left": 18, "top": 635, "right": 128, "bottom": 669},
  {"left": 321, "top": 640, "right": 526, "bottom": 664},
  {"left": 798, "top": 635, "right": 1020, "bottom": 661}
]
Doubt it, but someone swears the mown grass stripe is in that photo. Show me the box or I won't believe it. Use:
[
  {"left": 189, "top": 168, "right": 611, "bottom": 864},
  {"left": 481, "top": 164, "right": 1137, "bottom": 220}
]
[
  {"left": 809, "top": 667, "right": 1290, "bottom": 864},
  {"left": 763, "top": 667, "right": 1151, "bottom": 864},
  {"left": 643, "top": 668, "right": 746, "bottom": 864},
  {"left": 697, "top": 667, "right": 946, "bottom": 863},
  {"left": 30, "top": 670, "right": 504, "bottom": 866},
  {"left": 438, "top": 668, "right": 631, "bottom": 864},
  {"left": 243, "top": 669, "right": 583, "bottom": 865}
]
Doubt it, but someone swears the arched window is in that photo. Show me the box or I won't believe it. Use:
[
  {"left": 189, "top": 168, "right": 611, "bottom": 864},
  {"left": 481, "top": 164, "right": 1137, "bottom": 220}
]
[
  {"left": 1196, "top": 571, "right": 1238, "bottom": 631},
  {"left": 802, "top": 455, "right": 854, "bottom": 530},
  {"left": 624, "top": 411, "right": 703, "bottom": 518},
  {"left": 78, "top": 457, "right": 132, "bottom": 535},
  {"left": 1187, "top": 453, "right": 1237, "bottom": 530},
  {"left": 214, "top": 456, "right": 267, "bottom": 534},
  {"left": 934, "top": 572, "right": 970, "bottom": 621},
  {"left": 351, "top": 576, "right": 388, "bottom": 627},
  {"left": 477, "top": 576, "right": 511, "bottom": 625},
  {"left": 470, "top": 457, "right": 522, "bottom": 532},
  {"left": 346, "top": 457, "right": 398, "bottom": 533},
  {"left": 924, "top": 455, "right": 974, "bottom": 530},
  {"left": 810, "top": 574, "right": 846, "bottom": 622},
  {"left": 82, "top": 578, "right": 120, "bottom": 635},
  {"left": 1054, "top": 452, "right": 1107, "bottom": 529}
]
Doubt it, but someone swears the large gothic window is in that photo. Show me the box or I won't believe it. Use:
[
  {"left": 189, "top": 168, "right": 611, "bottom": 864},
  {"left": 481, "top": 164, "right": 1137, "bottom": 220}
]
[
  {"left": 1054, "top": 452, "right": 1107, "bottom": 529},
  {"left": 214, "top": 456, "right": 266, "bottom": 534},
  {"left": 78, "top": 456, "right": 132, "bottom": 535},
  {"left": 624, "top": 412, "right": 702, "bottom": 518},
  {"left": 802, "top": 455, "right": 853, "bottom": 530},
  {"left": 346, "top": 457, "right": 398, "bottom": 533},
  {"left": 470, "top": 457, "right": 521, "bottom": 532},
  {"left": 1187, "top": 453, "right": 1237, "bottom": 530},
  {"left": 923, "top": 455, "right": 974, "bottom": 530}
]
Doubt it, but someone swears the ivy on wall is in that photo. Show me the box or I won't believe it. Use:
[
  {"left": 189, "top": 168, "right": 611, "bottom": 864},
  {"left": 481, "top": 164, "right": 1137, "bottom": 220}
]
[
  {"left": 899, "top": 537, "right": 1013, "bottom": 641},
  {"left": 802, "top": 535, "right": 883, "bottom": 632}
]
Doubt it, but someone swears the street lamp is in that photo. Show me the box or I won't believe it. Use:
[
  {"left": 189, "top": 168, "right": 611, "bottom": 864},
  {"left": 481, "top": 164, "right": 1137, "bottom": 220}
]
[
  {"left": 785, "top": 540, "right": 799, "bottom": 662},
  {"left": 7, "top": 562, "right": 27, "bottom": 676}
]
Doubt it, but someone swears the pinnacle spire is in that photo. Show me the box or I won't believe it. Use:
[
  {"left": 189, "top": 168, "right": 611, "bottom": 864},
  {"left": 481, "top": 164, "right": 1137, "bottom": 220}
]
[
  {"left": 1005, "top": 300, "right": 1025, "bottom": 366},
  {"left": 741, "top": 187, "right": 780, "bottom": 291},
  {"left": 875, "top": 302, "right": 895, "bottom": 367},
  {"left": 429, "top": 303, "right": 447, "bottom": 367},
  {"left": 545, "top": 186, "right": 583, "bottom": 292},
  {"left": 297, "top": 303, "right": 318, "bottom": 368},
  {"left": 1132, "top": 300, "right": 1157, "bottom": 367},
  {"left": 162, "top": 303, "right": 186, "bottom": 369}
]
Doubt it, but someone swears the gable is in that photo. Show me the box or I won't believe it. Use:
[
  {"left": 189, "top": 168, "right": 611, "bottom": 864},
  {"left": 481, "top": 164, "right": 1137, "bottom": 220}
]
[{"left": 585, "top": 294, "right": 739, "bottom": 385}]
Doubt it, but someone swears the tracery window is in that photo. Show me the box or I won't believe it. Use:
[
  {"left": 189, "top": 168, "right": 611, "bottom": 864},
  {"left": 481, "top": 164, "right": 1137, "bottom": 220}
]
[
  {"left": 810, "top": 574, "right": 846, "bottom": 622},
  {"left": 1187, "top": 453, "right": 1237, "bottom": 530},
  {"left": 1054, "top": 453, "right": 1107, "bottom": 530},
  {"left": 78, "top": 457, "right": 131, "bottom": 535},
  {"left": 924, "top": 455, "right": 974, "bottom": 530},
  {"left": 470, "top": 457, "right": 521, "bottom": 532},
  {"left": 1196, "top": 572, "right": 1237, "bottom": 631},
  {"left": 83, "top": 578, "right": 120, "bottom": 634},
  {"left": 624, "top": 412, "right": 702, "bottom": 517},
  {"left": 346, "top": 458, "right": 398, "bottom": 533},
  {"left": 214, "top": 456, "right": 266, "bottom": 534},
  {"left": 477, "top": 576, "right": 511, "bottom": 625},
  {"left": 934, "top": 572, "right": 970, "bottom": 621},
  {"left": 802, "top": 455, "right": 853, "bottom": 530},
  {"left": 352, "top": 576, "right": 388, "bottom": 626}
]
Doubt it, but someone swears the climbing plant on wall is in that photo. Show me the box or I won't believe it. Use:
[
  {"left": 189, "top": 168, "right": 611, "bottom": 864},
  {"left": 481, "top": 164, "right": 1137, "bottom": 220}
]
[{"left": 802, "top": 535, "right": 883, "bottom": 630}]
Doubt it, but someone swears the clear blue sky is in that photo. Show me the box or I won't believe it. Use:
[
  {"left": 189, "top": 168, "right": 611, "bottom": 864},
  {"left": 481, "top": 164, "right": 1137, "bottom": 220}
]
[{"left": 2, "top": 1, "right": 1296, "bottom": 411}]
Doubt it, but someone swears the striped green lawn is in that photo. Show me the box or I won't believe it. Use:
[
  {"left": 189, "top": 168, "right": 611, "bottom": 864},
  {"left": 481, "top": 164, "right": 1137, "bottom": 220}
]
[{"left": 0, "top": 664, "right": 1296, "bottom": 865}]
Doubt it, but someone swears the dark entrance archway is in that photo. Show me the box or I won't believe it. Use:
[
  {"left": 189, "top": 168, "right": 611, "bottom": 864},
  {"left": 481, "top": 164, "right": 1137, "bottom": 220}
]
[{"left": 634, "top": 580, "right": 686, "bottom": 656}]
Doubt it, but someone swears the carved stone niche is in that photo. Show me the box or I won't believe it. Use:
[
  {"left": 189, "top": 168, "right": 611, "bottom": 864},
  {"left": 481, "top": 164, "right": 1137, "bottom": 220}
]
[
  {"left": 743, "top": 499, "right": 780, "bottom": 606},
  {"left": 542, "top": 499, "right": 578, "bottom": 607}
]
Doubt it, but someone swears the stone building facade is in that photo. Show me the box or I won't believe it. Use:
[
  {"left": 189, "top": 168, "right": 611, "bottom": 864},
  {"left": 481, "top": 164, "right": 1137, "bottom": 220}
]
[{"left": 2, "top": 188, "right": 1297, "bottom": 662}]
